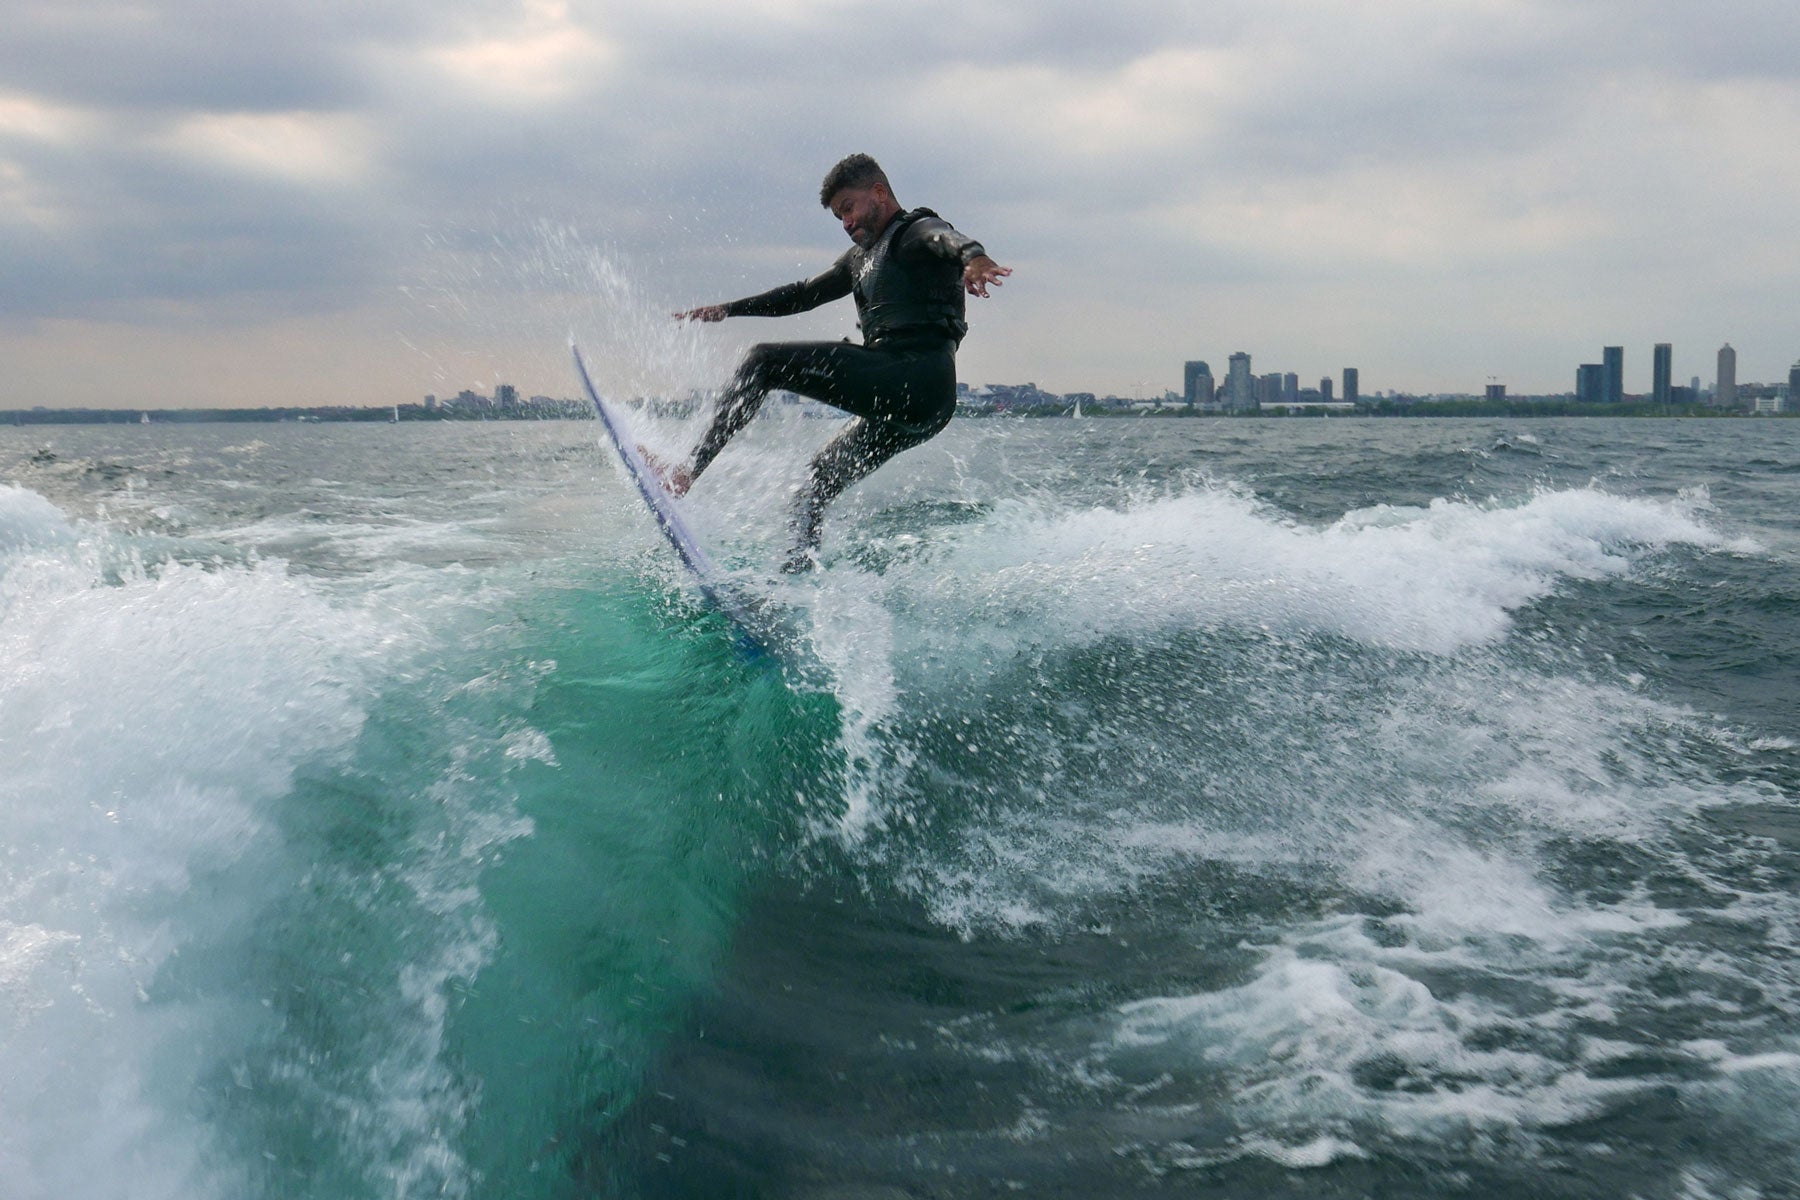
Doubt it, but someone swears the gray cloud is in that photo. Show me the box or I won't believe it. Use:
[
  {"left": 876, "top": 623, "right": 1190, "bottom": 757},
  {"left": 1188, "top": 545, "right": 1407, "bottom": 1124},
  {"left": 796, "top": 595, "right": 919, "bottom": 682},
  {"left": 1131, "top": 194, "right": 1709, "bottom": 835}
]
[
  {"left": 0, "top": 0, "right": 430, "bottom": 111},
  {"left": 3, "top": 0, "right": 1799, "bottom": 404}
]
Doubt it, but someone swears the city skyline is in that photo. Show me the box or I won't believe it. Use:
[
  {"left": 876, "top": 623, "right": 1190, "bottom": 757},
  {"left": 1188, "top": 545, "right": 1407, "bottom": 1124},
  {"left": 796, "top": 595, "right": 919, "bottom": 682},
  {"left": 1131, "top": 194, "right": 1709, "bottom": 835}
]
[
  {"left": 4, "top": 1, "right": 1800, "bottom": 408},
  {"left": 10, "top": 342, "right": 1798, "bottom": 425},
  {"left": 1181, "top": 336, "right": 1796, "bottom": 408}
]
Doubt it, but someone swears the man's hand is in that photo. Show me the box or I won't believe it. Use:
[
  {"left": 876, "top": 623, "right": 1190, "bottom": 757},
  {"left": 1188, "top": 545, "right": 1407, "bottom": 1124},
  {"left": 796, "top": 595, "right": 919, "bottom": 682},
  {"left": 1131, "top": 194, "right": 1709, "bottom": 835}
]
[
  {"left": 673, "top": 304, "right": 728, "bottom": 322},
  {"left": 962, "top": 255, "right": 1011, "bottom": 298}
]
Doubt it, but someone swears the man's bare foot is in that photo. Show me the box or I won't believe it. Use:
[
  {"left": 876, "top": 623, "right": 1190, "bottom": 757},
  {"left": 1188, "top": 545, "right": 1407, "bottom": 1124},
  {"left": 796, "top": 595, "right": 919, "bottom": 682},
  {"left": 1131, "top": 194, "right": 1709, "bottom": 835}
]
[{"left": 638, "top": 445, "right": 693, "bottom": 497}]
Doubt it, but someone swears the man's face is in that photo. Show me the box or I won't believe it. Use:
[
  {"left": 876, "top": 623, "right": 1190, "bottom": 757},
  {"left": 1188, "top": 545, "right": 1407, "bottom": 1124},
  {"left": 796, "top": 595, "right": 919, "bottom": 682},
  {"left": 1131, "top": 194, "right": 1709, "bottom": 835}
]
[{"left": 828, "top": 184, "right": 891, "bottom": 248}]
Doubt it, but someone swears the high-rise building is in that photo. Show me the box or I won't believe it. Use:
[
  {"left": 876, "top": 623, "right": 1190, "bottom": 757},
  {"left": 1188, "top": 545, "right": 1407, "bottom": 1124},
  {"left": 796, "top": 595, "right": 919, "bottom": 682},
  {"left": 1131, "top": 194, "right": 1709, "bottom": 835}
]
[
  {"left": 1282, "top": 372, "right": 1299, "bottom": 404},
  {"left": 1227, "top": 352, "right": 1254, "bottom": 411},
  {"left": 1577, "top": 363, "right": 1606, "bottom": 404},
  {"left": 1184, "top": 360, "right": 1214, "bottom": 405},
  {"left": 1320, "top": 376, "right": 1334, "bottom": 402},
  {"left": 1258, "top": 373, "right": 1284, "bottom": 406},
  {"left": 1652, "top": 343, "right": 1672, "bottom": 406},
  {"left": 1789, "top": 361, "right": 1800, "bottom": 406},
  {"left": 1717, "top": 344, "right": 1737, "bottom": 408},
  {"left": 1603, "top": 346, "right": 1624, "bottom": 404},
  {"left": 1486, "top": 383, "right": 1507, "bottom": 402},
  {"left": 1343, "top": 368, "right": 1359, "bottom": 405}
]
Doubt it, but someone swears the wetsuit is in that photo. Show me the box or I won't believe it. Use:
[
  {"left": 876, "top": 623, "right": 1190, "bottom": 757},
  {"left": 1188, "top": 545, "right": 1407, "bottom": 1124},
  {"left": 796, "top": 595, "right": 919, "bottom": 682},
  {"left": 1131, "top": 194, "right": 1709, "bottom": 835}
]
[{"left": 689, "top": 208, "right": 988, "bottom": 567}]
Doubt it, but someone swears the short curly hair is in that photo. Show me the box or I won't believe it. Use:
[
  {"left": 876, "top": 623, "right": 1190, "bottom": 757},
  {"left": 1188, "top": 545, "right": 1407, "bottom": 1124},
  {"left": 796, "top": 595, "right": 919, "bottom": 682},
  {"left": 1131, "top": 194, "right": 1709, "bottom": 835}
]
[{"left": 819, "top": 154, "right": 891, "bottom": 207}]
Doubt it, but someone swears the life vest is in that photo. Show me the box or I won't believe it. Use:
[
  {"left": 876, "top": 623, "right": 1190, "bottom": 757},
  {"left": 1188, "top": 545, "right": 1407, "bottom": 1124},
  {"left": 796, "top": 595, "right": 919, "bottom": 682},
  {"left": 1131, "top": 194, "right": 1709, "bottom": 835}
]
[{"left": 851, "top": 207, "right": 968, "bottom": 345}]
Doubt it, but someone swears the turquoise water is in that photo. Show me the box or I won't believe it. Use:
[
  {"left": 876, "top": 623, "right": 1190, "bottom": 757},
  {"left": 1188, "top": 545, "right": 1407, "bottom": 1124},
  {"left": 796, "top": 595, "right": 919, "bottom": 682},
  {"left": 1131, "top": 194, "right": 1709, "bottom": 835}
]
[{"left": 3, "top": 416, "right": 1799, "bottom": 1198}]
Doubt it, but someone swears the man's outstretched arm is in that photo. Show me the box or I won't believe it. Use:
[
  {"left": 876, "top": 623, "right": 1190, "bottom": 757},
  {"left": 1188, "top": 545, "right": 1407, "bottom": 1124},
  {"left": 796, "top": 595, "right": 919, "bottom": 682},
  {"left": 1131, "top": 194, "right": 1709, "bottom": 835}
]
[
  {"left": 675, "top": 258, "right": 853, "bottom": 322},
  {"left": 900, "top": 216, "right": 1011, "bottom": 299}
]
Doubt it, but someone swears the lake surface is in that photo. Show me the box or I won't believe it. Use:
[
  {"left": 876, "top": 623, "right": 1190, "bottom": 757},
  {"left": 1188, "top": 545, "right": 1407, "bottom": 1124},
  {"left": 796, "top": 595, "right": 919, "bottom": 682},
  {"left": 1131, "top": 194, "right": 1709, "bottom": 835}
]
[{"left": 3, "top": 415, "right": 1798, "bottom": 1198}]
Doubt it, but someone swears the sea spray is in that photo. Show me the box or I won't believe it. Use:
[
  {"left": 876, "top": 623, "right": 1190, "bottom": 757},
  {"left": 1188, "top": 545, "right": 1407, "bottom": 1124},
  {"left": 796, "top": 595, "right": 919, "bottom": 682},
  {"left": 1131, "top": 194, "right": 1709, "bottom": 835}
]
[{"left": 0, "top": 489, "right": 389, "bottom": 1199}]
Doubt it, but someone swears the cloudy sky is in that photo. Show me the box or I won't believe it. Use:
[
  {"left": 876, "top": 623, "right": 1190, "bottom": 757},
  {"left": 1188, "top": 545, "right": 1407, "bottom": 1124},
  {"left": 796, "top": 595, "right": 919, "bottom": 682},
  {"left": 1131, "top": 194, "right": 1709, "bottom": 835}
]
[{"left": 3, "top": 0, "right": 1798, "bottom": 408}]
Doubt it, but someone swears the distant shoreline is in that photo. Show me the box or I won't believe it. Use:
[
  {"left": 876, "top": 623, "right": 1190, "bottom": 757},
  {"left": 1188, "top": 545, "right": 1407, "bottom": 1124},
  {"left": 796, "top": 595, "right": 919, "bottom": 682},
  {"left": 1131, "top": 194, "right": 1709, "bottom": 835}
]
[
  {"left": 1010, "top": 402, "right": 1791, "bottom": 419},
  {"left": 1, "top": 402, "right": 1792, "bottom": 426},
  {"left": 0, "top": 404, "right": 591, "bottom": 426}
]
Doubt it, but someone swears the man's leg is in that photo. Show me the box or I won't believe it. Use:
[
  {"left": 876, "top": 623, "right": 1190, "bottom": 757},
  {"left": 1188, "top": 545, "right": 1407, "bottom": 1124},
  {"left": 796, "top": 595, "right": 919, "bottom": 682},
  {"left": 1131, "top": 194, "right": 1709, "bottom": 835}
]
[
  {"left": 689, "top": 342, "right": 859, "bottom": 482},
  {"left": 684, "top": 339, "right": 955, "bottom": 569},
  {"left": 781, "top": 343, "right": 956, "bottom": 570},
  {"left": 784, "top": 417, "right": 926, "bottom": 572}
]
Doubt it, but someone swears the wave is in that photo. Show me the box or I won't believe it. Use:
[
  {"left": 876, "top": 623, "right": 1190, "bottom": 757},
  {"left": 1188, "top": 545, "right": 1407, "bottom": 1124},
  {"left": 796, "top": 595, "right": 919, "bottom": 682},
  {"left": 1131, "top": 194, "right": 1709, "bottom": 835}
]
[
  {"left": 1, "top": 486, "right": 400, "bottom": 1197},
  {"left": 0, "top": 484, "right": 573, "bottom": 1199},
  {"left": 857, "top": 481, "right": 1752, "bottom": 658},
  {"left": 8, "top": 422, "right": 1796, "bottom": 1196},
  {"left": 753, "top": 474, "right": 1800, "bottom": 1185}
]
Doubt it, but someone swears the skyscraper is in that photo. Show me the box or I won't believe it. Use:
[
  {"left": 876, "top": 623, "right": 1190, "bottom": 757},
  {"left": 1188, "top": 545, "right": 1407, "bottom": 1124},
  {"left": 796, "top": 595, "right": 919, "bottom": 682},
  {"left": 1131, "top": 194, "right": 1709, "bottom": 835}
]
[
  {"left": 1343, "top": 368, "right": 1359, "bottom": 406},
  {"left": 1227, "top": 352, "right": 1254, "bottom": 411},
  {"left": 1652, "top": 343, "right": 1672, "bottom": 406},
  {"left": 1717, "top": 344, "right": 1737, "bottom": 408},
  {"left": 1603, "top": 346, "right": 1624, "bottom": 404},
  {"left": 1577, "top": 364, "right": 1606, "bottom": 404},
  {"left": 1183, "top": 360, "right": 1214, "bottom": 405},
  {"left": 1319, "top": 376, "right": 1334, "bottom": 402},
  {"left": 1789, "top": 361, "right": 1800, "bottom": 408}
]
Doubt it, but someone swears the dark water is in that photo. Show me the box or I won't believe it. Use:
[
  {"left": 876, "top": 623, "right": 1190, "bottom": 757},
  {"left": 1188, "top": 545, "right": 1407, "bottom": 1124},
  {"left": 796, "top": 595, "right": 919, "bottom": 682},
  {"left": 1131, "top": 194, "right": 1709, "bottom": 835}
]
[{"left": 3, "top": 416, "right": 1798, "bottom": 1199}]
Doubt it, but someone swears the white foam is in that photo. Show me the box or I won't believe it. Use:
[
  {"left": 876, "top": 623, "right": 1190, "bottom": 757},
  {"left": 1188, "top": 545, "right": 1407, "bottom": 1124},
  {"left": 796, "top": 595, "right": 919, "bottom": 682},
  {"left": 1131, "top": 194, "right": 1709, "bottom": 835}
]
[
  {"left": 207, "top": 510, "right": 508, "bottom": 568},
  {"left": 805, "top": 568, "right": 908, "bottom": 839},
  {"left": 827, "top": 469, "right": 1800, "bottom": 1170},
  {"left": 887, "top": 482, "right": 1744, "bottom": 656},
  {"left": 0, "top": 484, "right": 79, "bottom": 559},
  {"left": 836, "top": 471, "right": 1778, "bottom": 936},
  {"left": 878, "top": 639, "right": 1749, "bottom": 943},
  {"left": 1168, "top": 1133, "right": 1371, "bottom": 1170},
  {"left": 1714, "top": 1052, "right": 1800, "bottom": 1075},
  {"left": 1108, "top": 922, "right": 1644, "bottom": 1147},
  {"left": 0, "top": 489, "right": 397, "bottom": 1199}
]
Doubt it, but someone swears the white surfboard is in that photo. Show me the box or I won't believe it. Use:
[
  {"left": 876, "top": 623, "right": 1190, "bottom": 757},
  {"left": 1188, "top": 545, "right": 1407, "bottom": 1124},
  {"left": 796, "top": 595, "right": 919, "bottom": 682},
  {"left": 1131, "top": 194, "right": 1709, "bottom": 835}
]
[{"left": 572, "top": 343, "right": 790, "bottom": 662}]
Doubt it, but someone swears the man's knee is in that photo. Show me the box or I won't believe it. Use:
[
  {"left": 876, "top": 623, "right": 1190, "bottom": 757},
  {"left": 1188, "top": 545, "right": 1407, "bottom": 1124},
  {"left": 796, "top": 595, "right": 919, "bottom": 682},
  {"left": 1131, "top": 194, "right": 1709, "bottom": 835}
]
[{"left": 738, "top": 342, "right": 786, "bottom": 381}]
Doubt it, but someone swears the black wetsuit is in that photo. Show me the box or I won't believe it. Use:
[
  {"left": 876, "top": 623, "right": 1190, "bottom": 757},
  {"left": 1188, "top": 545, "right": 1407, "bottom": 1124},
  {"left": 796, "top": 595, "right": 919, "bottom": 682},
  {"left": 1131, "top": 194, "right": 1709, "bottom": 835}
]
[{"left": 690, "top": 208, "right": 988, "bottom": 566}]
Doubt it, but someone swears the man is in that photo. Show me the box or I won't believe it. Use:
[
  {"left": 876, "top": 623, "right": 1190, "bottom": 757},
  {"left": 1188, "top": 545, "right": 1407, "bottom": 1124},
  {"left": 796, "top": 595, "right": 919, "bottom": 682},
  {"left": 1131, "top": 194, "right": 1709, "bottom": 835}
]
[{"left": 668, "top": 153, "right": 1010, "bottom": 572}]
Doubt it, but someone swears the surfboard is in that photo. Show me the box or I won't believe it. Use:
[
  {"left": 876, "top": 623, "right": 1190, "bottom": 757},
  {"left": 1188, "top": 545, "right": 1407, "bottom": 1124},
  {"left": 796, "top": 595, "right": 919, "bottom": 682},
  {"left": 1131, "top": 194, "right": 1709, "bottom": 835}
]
[{"left": 572, "top": 343, "right": 789, "bottom": 662}]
